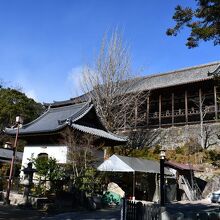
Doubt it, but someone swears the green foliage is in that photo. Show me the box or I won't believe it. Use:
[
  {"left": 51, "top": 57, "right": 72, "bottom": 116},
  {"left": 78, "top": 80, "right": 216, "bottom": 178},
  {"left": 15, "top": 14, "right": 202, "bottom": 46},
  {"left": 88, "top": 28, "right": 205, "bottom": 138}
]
[
  {"left": 31, "top": 184, "right": 46, "bottom": 197},
  {"left": 30, "top": 157, "right": 65, "bottom": 195},
  {"left": 167, "top": 0, "right": 220, "bottom": 48},
  {"left": 204, "top": 149, "right": 220, "bottom": 167},
  {"left": 175, "top": 146, "right": 184, "bottom": 154},
  {"left": 183, "top": 138, "right": 203, "bottom": 154},
  {"left": 128, "top": 148, "right": 149, "bottom": 158},
  {"left": 108, "top": 139, "right": 220, "bottom": 169},
  {"left": 75, "top": 167, "right": 101, "bottom": 195},
  {"left": 32, "top": 157, "right": 65, "bottom": 182},
  {"left": 112, "top": 145, "right": 160, "bottom": 161},
  {"left": 0, "top": 87, "right": 44, "bottom": 130},
  {"left": 31, "top": 157, "right": 66, "bottom": 195},
  {"left": 152, "top": 145, "right": 161, "bottom": 155},
  {"left": 0, "top": 87, "right": 44, "bottom": 149}
]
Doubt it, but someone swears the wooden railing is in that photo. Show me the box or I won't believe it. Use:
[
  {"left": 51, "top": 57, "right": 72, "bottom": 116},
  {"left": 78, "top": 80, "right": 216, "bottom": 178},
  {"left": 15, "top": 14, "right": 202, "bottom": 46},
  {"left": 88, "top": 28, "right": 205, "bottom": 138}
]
[{"left": 149, "top": 105, "right": 217, "bottom": 119}]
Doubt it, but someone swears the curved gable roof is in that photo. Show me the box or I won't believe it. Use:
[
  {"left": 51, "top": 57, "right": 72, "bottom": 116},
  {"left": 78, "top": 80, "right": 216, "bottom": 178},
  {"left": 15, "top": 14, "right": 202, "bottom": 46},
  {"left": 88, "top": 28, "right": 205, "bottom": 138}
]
[
  {"left": 5, "top": 101, "right": 127, "bottom": 143},
  {"left": 5, "top": 102, "right": 92, "bottom": 135}
]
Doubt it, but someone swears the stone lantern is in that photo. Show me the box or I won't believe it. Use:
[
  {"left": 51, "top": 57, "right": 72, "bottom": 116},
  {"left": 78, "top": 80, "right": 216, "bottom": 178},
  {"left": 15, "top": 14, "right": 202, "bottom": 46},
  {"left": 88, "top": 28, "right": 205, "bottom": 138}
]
[{"left": 22, "top": 162, "right": 36, "bottom": 206}]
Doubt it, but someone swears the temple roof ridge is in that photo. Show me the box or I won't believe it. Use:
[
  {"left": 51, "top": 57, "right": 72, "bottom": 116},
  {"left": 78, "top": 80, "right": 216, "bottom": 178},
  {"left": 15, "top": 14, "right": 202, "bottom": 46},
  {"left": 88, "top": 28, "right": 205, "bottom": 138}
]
[
  {"left": 141, "top": 60, "right": 220, "bottom": 80},
  {"left": 128, "top": 60, "right": 220, "bottom": 92}
]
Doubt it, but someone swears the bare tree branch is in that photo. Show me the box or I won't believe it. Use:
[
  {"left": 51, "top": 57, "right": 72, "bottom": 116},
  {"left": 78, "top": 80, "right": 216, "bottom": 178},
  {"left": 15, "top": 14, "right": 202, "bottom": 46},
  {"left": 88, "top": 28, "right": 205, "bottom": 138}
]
[
  {"left": 190, "top": 92, "right": 216, "bottom": 149},
  {"left": 81, "top": 29, "right": 149, "bottom": 134},
  {"left": 60, "top": 127, "right": 99, "bottom": 185}
]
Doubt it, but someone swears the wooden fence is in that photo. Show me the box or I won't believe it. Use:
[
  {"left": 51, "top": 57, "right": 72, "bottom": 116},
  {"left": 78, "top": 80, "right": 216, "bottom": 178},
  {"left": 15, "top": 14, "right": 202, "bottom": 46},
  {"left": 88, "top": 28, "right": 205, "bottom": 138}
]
[
  {"left": 125, "top": 200, "right": 162, "bottom": 220},
  {"left": 123, "top": 199, "right": 220, "bottom": 220}
]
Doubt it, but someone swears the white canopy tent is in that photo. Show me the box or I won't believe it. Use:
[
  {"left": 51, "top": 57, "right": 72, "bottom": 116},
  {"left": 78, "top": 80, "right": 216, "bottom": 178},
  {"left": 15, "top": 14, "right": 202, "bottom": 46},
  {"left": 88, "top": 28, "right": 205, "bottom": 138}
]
[{"left": 97, "top": 154, "right": 173, "bottom": 200}]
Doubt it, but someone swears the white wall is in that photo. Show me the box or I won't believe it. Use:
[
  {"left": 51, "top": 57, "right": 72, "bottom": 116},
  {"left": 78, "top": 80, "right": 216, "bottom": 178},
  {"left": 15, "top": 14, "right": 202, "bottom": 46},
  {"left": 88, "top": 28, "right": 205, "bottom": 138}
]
[{"left": 22, "top": 145, "right": 68, "bottom": 169}]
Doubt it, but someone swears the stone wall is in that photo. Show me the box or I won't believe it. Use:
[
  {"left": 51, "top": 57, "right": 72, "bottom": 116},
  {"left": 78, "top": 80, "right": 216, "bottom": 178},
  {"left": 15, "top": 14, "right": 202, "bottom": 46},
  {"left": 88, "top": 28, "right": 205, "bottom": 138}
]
[
  {"left": 2, "top": 192, "right": 24, "bottom": 205},
  {"left": 144, "top": 122, "right": 220, "bottom": 149}
]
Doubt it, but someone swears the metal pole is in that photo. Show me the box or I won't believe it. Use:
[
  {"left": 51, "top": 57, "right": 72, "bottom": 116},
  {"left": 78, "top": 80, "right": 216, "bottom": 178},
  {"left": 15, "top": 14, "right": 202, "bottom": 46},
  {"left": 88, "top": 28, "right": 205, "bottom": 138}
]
[
  {"left": 5, "top": 125, "right": 19, "bottom": 204},
  {"left": 132, "top": 171, "right": 135, "bottom": 201},
  {"left": 160, "top": 158, "right": 165, "bottom": 206}
]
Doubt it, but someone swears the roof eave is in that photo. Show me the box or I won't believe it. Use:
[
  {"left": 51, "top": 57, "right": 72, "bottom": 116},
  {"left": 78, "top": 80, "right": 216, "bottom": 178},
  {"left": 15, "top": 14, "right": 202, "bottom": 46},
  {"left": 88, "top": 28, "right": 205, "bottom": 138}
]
[{"left": 4, "top": 124, "right": 67, "bottom": 137}]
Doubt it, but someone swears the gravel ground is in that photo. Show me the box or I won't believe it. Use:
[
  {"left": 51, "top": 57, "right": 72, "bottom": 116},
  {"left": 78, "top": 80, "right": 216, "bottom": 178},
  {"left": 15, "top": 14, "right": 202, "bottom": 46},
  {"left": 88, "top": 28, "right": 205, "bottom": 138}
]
[
  {"left": 0, "top": 199, "right": 219, "bottom": 220},
  {"left": 165, "top": 198, "right": 220, "bottom": 216},
  {"left": 41, "top": 207, "right": 121, "bottom": 220},
  {"left": 0, "top": 204, "right": 46, "bottom": 220},
  {"left": 0, "top": 204, "right": 121, "bottom": 220}
]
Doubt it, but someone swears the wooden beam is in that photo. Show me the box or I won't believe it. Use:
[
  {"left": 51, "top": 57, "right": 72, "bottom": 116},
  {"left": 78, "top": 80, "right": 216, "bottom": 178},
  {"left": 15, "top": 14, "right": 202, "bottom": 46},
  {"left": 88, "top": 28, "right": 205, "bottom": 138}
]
[
  {"left": 214, "top": 85, "right": 218, "bottom": 121},
  {"left": 172, "top": 93, "right": 174, "bottom": 126},
  {"left": 159, "top": 95, "right": 162, "bottom": 127},
  {"left": 185, "top": 90, "right": 188, "bottom": 124}
]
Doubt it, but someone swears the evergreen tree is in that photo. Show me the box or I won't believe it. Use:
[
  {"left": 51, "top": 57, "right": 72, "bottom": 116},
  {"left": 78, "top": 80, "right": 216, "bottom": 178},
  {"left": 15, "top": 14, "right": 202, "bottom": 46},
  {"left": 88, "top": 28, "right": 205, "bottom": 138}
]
[
  {"left": 0, "top": 85, "right": 44, "bottom": 147},
  {"left": 0, "top": 87, "right": 43, "bottom": 129},
  {"left": 167, "top": 0, "right": 220, "bottom": 48}
]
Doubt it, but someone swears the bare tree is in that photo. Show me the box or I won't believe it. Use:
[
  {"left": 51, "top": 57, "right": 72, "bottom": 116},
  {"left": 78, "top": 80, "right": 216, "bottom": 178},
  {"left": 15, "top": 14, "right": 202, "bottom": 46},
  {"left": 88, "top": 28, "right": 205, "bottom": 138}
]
[
  {"left": 81, "top": 30, "right": 149, "bottom": 134},
  {"left": 203, "top": 125, "right": 217, "bottom": 149},
  {"left": 60, "top": 127, "right": 100, "bottom": 188},
  {"left": 190, "top": 91, "right": 216, "bottom": 149}
]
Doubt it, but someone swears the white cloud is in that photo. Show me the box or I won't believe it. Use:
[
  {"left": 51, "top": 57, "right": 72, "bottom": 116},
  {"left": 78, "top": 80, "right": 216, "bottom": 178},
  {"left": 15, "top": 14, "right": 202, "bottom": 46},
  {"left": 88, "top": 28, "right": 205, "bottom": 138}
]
[
  {"left": 67, "top": 66, "right": 84, "bottom": 97},
  {"left": 25, "top": 89, "right": 38, "bottom": 101},
  {"left": 12, "top": 73, "right": 39, "bottom": 102}
]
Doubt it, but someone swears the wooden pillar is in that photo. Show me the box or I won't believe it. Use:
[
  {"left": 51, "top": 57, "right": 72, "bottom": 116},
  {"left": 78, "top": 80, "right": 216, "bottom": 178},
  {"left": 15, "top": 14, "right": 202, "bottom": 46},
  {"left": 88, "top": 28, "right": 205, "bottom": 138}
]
[
  {"left": 172, "top": 93, "right": 174, "bottom": 126},
  {"left": 185, "top": 90, "right": 188, "bottom": 124},
  {"left": 214, "top": 85, "right": 218, "bottom": 121},
  {"left": 159, "top": 95, "right": 162, "bottom": 127},
  {"left": 146, "top": 96, "right": 150, "bottom": 127},
  {"left": 199, "top": 88, "right": 202, "bottom": 119},
  {"left": 199, "top": 88, "right": 204, "bottom": 148},
  {"left": 134, "top": 101, "right": 138, "bottom": 129}
]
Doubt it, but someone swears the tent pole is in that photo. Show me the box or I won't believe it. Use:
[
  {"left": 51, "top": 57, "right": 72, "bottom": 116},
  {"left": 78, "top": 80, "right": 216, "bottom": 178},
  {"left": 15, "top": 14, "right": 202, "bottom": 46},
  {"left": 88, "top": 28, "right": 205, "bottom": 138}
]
[{"left": 132, "top": 171, "right": 135, "bottom": 201}]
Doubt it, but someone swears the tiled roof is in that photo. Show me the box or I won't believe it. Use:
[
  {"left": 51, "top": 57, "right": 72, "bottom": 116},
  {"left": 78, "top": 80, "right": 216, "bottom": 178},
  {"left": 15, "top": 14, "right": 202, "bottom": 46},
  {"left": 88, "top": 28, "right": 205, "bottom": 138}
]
[
  {"left": 0, "top": 148, "right": 23, "bottom": 162},
  {"left": 5, "top": 102, "right": 90, "bottom": 135},
  {"left": 71, "top": 124, "right": 127, "bottom": 142},
  {"left": 5, "top": 101, "right": 127, "bottom": 142},
  {"left": 129, "top": 61, "right": 220, "bottom": 92},
  {"left": 44, "top": 94, "right": 89, "bottom": 107}
]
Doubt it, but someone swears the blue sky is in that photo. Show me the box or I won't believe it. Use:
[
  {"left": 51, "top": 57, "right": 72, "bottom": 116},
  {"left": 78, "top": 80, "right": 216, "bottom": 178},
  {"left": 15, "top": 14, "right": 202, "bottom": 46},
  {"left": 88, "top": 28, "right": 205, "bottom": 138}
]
[{"left": 0, "top": 0, "right": 219, "bottom": 103}]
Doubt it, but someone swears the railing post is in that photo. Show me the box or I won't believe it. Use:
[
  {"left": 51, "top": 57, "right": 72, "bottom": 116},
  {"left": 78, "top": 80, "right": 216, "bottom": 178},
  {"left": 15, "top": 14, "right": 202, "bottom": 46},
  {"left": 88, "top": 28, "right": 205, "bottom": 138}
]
[
  {"left": 121, "top": 197, "right": 126, "bottom": 220},
  {"left": 136, "top": 202, "right": 143, "bottom": 220}
]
